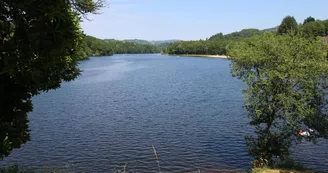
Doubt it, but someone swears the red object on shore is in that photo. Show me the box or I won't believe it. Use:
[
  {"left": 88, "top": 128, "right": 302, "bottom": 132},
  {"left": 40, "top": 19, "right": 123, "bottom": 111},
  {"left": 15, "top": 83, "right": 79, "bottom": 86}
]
[{"left": 324, "top": 36, "right": 328, "bottom": 43}]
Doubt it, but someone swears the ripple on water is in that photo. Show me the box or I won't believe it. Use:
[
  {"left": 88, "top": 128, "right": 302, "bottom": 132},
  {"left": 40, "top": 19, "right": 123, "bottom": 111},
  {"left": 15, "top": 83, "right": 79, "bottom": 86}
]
[{"left": 1, "top": 55, "right": 328, "bottom": 173}]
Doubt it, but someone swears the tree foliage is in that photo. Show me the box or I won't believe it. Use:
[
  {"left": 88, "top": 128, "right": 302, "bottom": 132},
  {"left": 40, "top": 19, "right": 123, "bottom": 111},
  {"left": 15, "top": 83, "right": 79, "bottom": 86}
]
[
  {"left": 303, "top": 16, "right": 315, "bottom": 25},
  {"left": 299, "top": 19, "right": 328, "bottom": 39},
  {"left": 164, "top": 40, "right": 230, "bottom": 55},
  {"left": 78, "top": 36, "right": 168, "bottom": 60},
  {"left": 0, "top": 0, "right": 104, "bottom": 158},
  {"left": 165, "top": 28, "right": 279, "bottom": 56},
  {"left": 209, "top": 29, "right": 265, "bottom": 41},
  {"left": 322, "top": 20, "right": 328, "bottom": 36},
  {"left": 104, "top": 39, "right": 162, "bottom": 54},
  {"left": 229, "top": 32, "right": 328, "bottom": 166},
  {"left": 277, "top": 16, "right": 298, "bottom": 35},
  {"left": 301, "top": 21, "right": 326, "bottom": 38}
]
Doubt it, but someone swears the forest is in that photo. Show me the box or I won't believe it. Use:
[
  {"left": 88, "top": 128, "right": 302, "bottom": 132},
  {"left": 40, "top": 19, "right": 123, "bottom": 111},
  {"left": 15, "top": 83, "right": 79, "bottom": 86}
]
[
  {"left": 77, "top": 36, "right": 165, "bottom": 60},
  {"left": 164, "top": 17, "right": 328, "bottom": 55},
  {"left": 78, "top": 16, "right": 328, "bottom": 60}
]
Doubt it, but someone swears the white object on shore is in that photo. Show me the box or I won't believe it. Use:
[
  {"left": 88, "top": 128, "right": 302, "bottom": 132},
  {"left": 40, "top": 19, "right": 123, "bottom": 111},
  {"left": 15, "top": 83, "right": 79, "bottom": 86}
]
[
  {"left": 300, "top": 131, "right": 310, "bottom": 136},
  {"left": 298, "top": 129, "right": 313, "bottom": 136}
]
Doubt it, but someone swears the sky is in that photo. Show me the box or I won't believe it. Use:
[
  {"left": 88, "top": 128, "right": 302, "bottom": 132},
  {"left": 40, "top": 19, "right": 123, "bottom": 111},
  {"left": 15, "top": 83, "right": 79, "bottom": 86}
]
[{"left": 81, "top": 0, "right": 328, "bottom": 41}]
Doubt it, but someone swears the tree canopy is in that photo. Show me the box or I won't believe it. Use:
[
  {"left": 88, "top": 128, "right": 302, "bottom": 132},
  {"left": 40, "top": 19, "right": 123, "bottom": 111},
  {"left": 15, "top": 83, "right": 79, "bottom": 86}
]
[
  {"left": 165, "top": 16, "right": 328, "bottom": 57},
  {"left": 77, "top": 36, "right": 166, "bottom": 60},
  {"left": 209, "top": 29, "right": 265, "bottom": 41},
  {"left": 165, "top": 27, "right": 280, "bottom": 56},
  {"left": 164, "top": 40, "right": 230, "bottom": 55},
  {"left": 164, "top": 29, "right": 270, "bottom": 56},
  {"left": 300, "top": 19, "right": 328, "bottom": 38},
  {"left": 0, "top": 0, "right": 104, "bottom": 158},
  {"left": 303, "top": 16, "right": 316, "bottom": 25},
  {"left": 301, "top": 21, "right": 326, "bottom": 38},
  {"left": 277, "top": 16, "right": 298, "bottom": 35},
  {"left": 229, "top": 32, "right": 328, "bottom": 166}
]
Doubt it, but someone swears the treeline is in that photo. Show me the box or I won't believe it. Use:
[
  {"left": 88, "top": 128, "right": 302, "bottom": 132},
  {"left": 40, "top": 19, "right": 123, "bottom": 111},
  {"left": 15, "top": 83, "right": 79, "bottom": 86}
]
[
  {"left": 77, "top": 36, "right": 163, "bottom": 60},
  {"left": 77, "top": 16, "right": 328, "bottom": 60},
  {"left": 299, "top": 17, "right": 328, "bottom": 38},
  {"left": 164, "top": 40, "right": 230, "bottom": 55},
  {"left": 163, "top": 28, "right": 273, "bottom": 55},
  {"left": 208, "top": 28, "right": 274, "bottom": 41},
  {"left": 164, "top": 16, "right": 328, "bottom": 56}
]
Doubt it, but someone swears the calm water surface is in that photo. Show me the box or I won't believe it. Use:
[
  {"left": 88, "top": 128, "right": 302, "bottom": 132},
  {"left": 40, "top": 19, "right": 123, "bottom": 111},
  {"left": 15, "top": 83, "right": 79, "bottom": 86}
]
[{"left": 2, "top": 54, "right": 328, "bottom": 172}]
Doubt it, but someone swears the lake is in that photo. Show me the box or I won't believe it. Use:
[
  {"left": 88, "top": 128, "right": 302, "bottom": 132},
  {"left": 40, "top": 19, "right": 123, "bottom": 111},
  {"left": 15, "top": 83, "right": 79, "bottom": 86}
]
[{"left": 1, "top": 54, "right": 328, "bottom": 172}]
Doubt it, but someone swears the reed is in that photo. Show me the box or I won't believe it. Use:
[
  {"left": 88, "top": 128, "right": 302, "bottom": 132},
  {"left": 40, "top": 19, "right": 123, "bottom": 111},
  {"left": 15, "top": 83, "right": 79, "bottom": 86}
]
[{"left": 152, "top": 144, "right": 161, "bottom": 173}]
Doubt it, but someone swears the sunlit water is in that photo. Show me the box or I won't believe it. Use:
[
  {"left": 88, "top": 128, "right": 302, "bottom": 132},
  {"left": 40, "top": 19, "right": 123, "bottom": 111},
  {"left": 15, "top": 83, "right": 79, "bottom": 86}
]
[{"left": 1, "top": 54, "right": 328, "bottom": 172}]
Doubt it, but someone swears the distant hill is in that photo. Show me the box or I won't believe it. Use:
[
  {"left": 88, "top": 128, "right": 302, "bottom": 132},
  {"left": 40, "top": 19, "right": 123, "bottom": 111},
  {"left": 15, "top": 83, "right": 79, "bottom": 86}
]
[
  {"left": 149, "top": 40, "right": 181, "bottom": 45},
  {"left": 262, "top": 26, "right": 278, "bottom": 32},
  {"left": 123, "top": 39, "right": 150, "bottom": 44},
  {"left": 123, "top": 39, "right": 181, "bottom": 45},
  {"left": 209, "top": 27, "right": 278, "bottom": 41}
]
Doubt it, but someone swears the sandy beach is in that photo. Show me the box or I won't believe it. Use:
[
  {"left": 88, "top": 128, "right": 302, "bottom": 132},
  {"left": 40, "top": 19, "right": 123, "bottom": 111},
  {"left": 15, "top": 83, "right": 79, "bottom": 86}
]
[{"left": 170, "top": 54, "right": 230, "bottom": 59}]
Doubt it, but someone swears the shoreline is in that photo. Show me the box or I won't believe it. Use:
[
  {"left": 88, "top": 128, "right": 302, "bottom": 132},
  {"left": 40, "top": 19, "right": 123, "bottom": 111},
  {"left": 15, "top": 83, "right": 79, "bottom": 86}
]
[{"left": 166, "top": 54, "right": 230, "bottom": 59}]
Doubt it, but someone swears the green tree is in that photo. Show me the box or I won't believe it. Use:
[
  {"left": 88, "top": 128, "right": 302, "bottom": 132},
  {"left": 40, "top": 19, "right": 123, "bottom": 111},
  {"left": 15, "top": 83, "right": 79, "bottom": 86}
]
[
  {"left": 321, "top": 20, "right": 328, "bottom": 35},
  {"left": 164, "top": 40, "right": 230, "bottom": 55},
  {"left": 277, "top": 16, "right": 298, "bottom": 35},
  {"left": 209, "top": 29, "right": 264, "bottom": 41},
  {"left": 0, "top": 0, "right": 104, "bottom": 158},
  {"left": 209, "top": 32, "right": 224, "bottom": 40},
  {"left": 301, "top": 21, "right": 326, "bottom": 38},
  {"left": 229, "top": 32, "right": 328, "bottom": 166},
  {"left": 303, "top": 16, "right": 315, "bottom": 25}
]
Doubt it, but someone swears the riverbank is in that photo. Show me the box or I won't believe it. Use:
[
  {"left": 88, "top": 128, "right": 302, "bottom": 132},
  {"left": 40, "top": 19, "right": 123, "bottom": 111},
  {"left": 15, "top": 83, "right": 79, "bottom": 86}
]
[
  {"left": 0, "top": 165, "right": 315, "bottom": 173},
  {"left": 165, "top": 54, "right": 230, "bottom": 59},
  {"left": 252, "top": 168, "right": 313, "bottom": 173}
]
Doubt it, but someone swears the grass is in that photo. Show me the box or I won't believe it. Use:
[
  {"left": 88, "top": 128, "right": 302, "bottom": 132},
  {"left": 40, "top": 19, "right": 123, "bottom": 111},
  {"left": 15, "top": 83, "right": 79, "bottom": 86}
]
[
  {"left": 173, "top": 54, "right": 230, "bottom": 58},
  {"left": 252, "top": 167, "right": 313, "bottom": 173},
  {"left": 252, "top": 159, "right": 316, "bottom": 173},
  {"left": 111, "top": 163, "right": 131, "bottom": 173}
]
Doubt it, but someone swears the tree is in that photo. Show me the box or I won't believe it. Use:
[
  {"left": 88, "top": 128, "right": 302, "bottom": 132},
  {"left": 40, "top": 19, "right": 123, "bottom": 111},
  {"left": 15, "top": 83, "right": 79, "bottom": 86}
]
[
  {"left": 303, "top": 16, "right": 315, "bottom": 25},
  {"left": 209, "top": 32, "right": 224, "bottom": 40},
  {"left": 277, "top": 16, "right": 298, "bottom": 35},
  {"left": 0, "top": 0, "right": 104, "bottom": 158},
  {"left": 301, "top": 21, "right": 325, "bottom": 38},
  {"left": 321, "top": 20, "right": 328, "bottom": 35},
  {"left": 209, "top": 29, "right": 264, "bottom": 41},
  {"left": 228, "top": 32, "right": 328, "bottom": 166}
]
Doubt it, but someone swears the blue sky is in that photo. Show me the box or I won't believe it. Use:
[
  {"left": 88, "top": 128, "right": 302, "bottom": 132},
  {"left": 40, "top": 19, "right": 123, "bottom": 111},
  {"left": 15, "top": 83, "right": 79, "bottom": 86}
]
[{"left": 81, "top": 0, "right": 328, "bottom": 40}]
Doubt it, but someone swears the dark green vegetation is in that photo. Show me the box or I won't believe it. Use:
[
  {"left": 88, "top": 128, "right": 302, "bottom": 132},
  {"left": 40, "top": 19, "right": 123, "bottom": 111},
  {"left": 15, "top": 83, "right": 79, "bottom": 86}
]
[
  {"left": 277, "top": 16, "right": 328, "bottom": 38},
  {"left": 229, "top": 16, "right": 328, "bottom": 168},
  {"left": 301, "top": 19, "right": 328, "bottom": 38},
  {"left": 277, "top": 16, "right": 298, "bottom": 35},
  {"left": 164, "top": 28, "right": 278, "bottom": 55},
  {"left": 209, "top": 28, "right": 274, "bottom": 41},
  {"left": 0, "top": 0, "right": 104, "bottom": 159},
  {"left": 165, "top": 16, "right": 328, "bottom": 57},
  {"left": 303, "top": 16, "right": 315, "bottom": 25},
  {"left": 164, "top": 40, "right": 230, "bottom": 55},
  {"left": 78, "top": 37, "right": 175, "bottom": 60}
]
